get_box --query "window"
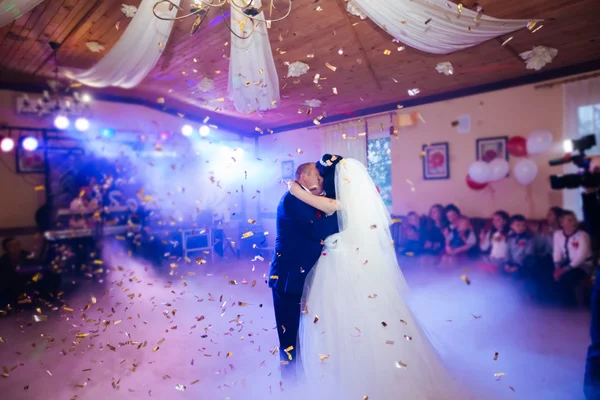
[367,134,392,208]
[577,104,600,155]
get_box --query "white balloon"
[526,129,553,154]
[488,158,509,181]
[513,159,538,186]
[468,161,492,184]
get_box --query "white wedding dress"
[297,158,465,399]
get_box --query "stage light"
[199,125,210,137]
[181,124,193,137]
[101,128,115,138]
[81,93,92,103]
[75,117,90,132]
[54,115,70,130]
[563,139,573,153]
[22,137,38,151]
[0,137,15,152]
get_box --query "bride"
[287,157,465,399]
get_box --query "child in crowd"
[553,210,594,306]
[400,211,422,256]
[441,216,477,267]
[505,214,553,297]
[421,204,447,258]
[479,210,510,268]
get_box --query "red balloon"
[466,174,488,190]
[507,136,527,157]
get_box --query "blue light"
[101,128,115,138]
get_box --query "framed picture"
[281,160,294,180]
[422,142,449,180]
[476,136,508,162]
[16,138,45,174]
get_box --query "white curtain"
[351,0,533,54]
[64,0,179,88]
[228,0,279,113]
[321,120,367,165]
[0,0,44,27]
[562,75,600,217]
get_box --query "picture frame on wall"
[16,138,45,174]
[281,160,294,180]
[476,136,508,162]
[422,142,450,180]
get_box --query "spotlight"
[101,128,115,138]
[199,125,210,137]
[81,93,92,103]
[0,137,15,152]
[22,137,39,151]
[75,117,90,132]
[54,115,70,130]
[181,124,193,137]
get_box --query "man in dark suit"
[269,160,340,381]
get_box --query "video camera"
[549,134,600,190]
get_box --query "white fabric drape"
[321,121,367,165]
[64,0,179,88]
[562,76,600,217]
[351,0,533,54]
[228,0,279,113]
[0,0,44,27]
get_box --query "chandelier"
[153,0,292,38]
[17,42,91,117]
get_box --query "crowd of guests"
[397,204,596,307]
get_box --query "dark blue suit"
[269,190,339,380]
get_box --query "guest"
[399,211,422,256]
[553,210,594,306]
[542,206,564,250]
[505,215,552,297]
[479,210,510,268]
[421,204,447,257]
[444,204,462,234]
[441,216,477,267]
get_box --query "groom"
[269,155,341,381]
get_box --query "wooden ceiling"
[1,0,599,134]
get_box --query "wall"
[256,83,565,235]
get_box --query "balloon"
[507,136,527,157]
[513,159,538,186]
[468,161,492,184]
[526,129,553,154]
[466,174,488,190]
[488,158,509,181]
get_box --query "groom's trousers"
[272,289,302,381]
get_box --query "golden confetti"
[383,49,391,55]
[532,24,543,33]
[226,352,233,358]
[190,379,199,385]
[461,275,471,285]
[76,333,89,338]
[158,42,163,47]
[424,18,432,25]
[296,148,303,155]
[501,36,513,46]
[527,20,537,31]
[313,315,319,324]
[370,224,377,229]
[0,337,6,343]
[228,280,238,285]
[381,321,387,327]
[333,87,338,95]
[509,386,515,392]
[325,62,337,72]
[32,272,41,282]
[242,231,254,239]
[404,335,412,341]
[33,315,47,322]
[313,119,321,126]
[315,6,322,11]
[255,127,263,134]
[457,3,463,13]
[364,397,369,400]
[395,360,408,368]
[493,352,499,361]
[34,185,45,191]
[115,21,120,30]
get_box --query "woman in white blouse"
[479,210,511,268]
[553,210,594,306]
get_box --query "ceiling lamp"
[0,137,15,152]
[199,125,210,137]
[22,137,39,152]
[181,124,194,137]
[153,0,291,38]
[75,117,90,132]
[54,115,70,130]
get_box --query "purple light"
[0,137,15,152]
[54,115,70,130]
[22,137,38,151]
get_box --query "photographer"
[584,156,600,400]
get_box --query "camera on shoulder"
[549,134,600,190]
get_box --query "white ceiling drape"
[0,0,44,27]
[228,0,280,113]
[64,0,179,88]
[351,0,535,54]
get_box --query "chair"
[181,228,213,262]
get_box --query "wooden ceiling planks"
[0,0,598,133]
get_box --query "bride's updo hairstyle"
[316,154,343,199]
